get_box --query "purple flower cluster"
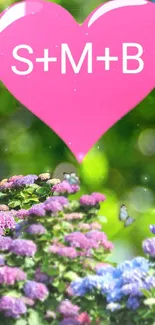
[0,236,12,251]
[58,300,80,318]
[150,225,155,235]
[143,238,155,257]
[80,193,106,207]
[51,181,80,195]
[64,231,114,252]
[35,267,52,283]
[26,224,46,235]
[13,175,38,187]
[10,239,37,256]
[49,244,78,259]
[15,209,29,219]
[0,181,14,191]
[28,197,69,217]
[0,296,27,318]
[0,211,15,232]
[28,203,45,217]
[65,232,98,250]
[0,255,5,266]
[0,266,26,285]
[8,175,23,183]
[23,280,49,301]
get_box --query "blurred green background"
[0,0,155,262]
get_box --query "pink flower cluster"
[49,243,78,259]
[51,181,80,195]
[0,211,15,234]
[58,300,91,325]
[0,266,26,285]
[65,231,114,252]
[80,193,106,206]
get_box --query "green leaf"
[3,290,21,297]
[58,281,66,293]
[0,192,7,199]
[46,268,59,276]
[8,200,21,208]
[141,289,152,298]
[15,320,27,325]
[64,271,78,281]
[36,187,48,195]
[24,257,35,268]
[28,310,46,325]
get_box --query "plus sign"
[97,48,118,70]
[36,49,57,71]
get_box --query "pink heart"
[0,0,155,162]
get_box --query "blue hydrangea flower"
[106,288,123,303]
[70,279,87,296]
[131,257,149,273]
[106,302,122,312]
[126,297,140,310]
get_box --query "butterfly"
[63,172,80,185]
[119,205,135,227]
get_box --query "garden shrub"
[0,173,155,325]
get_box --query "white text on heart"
[11,43,144,76]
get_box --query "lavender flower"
[143,238,155,257]
[8,175,23,182]
[10,239,37,256]
[0,296,27,318]
[51,181,79,195]
[121,282,143,296]
[15,209,29,219]
[0,255,5,266]
[58,300,80,318]
[24,280,49,301]
[0,266,26,285]
[0,236,12,251]
[85,230,107,242]
[28,203,45,217]
[49,245,78,259]
[126,297,140,310]
[44,198,63,214]
[35,268,52,283]
[0,182,14,191]
[26,224,46,235]
[49,196,69,207]
[65,232,98,250]
[14,221,28,238]
[14,175,38,187]
[145,276,155,289]
[150,225,155,235]
[0,229,4,236]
